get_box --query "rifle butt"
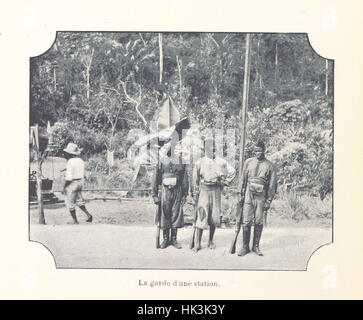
[230,200,243,254]
[189,226,196,249]
[154,198,162,249]
[189,195,199,250]
[155,225,160,249]
[229,227,240,254]
[263,211,268,227]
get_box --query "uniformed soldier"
[237,140,277,256]
[151,145,189,249]
[192,137,236,252]
[63,142,93,224]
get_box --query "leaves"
[30,32,333,198]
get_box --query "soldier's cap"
[255,140,266,151]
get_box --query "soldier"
[152,143,189,249]
[63,142,93,224]
[192,137,236,252]
[237,140,277,256]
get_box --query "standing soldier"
[192,137,236,252]
[237,140,277,256]
[152,144,189,249]
[63,142,93,224]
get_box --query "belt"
[200,183,219,191]
[248,177,265,185]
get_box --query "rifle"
[229,202,243,254]
[229,191,245,254]
[189,192,199,249]
[154,191,162,249]
[263,209,268,227]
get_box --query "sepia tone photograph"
[29,32,333,271]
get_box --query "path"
[30,224,331,270]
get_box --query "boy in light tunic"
[192,137,236,252]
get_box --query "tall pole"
[238,33,251,188]
[34,124,46,224]
[158,32,170,126]
[325,59,329,96]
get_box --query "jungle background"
[29,32,333,227]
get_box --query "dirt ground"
[29,200,332,270]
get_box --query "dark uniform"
[152,160,189,248]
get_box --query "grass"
[222,189,332,228]
[268,191,332,228]
[30,190,332,229]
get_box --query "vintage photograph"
[29,32,333,270]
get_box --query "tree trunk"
[218,52,223,108]
[53,67,57,92]
[207,34,222,108]
[176,55,183,100]
[258,36,263,88]
[107,150,114,168]
[255,35,261,88]
[84,48,94,100]
[238,33,251,187]
[159,33,163,84]
[274,42,278,82]
[86,66,90,100]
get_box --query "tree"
[30,32,333,199]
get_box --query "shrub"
[86,154,109,175]
[83,155,147,190]
[245,97,332,199]
[51,122,108,158]
[285,190,308,220]
[270,189,332,224]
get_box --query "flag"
[154,95,180,129]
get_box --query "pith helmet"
[63,142,82,155]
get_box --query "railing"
[52,188,152,192]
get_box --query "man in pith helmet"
[63,142,93,224]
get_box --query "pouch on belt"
[248,182,264,195]
[162,177,177,189]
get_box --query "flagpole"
[238,33,251,188]
[158,33,170,127]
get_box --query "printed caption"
[138,279,221,288]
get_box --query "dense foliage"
[30,32,333,200]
